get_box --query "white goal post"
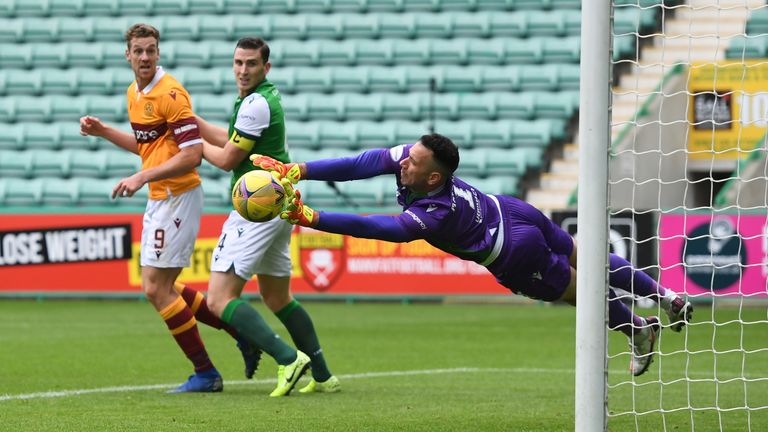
[577,0,768,431]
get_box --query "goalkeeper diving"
[255,133,693,376]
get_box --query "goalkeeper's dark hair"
[236,37,270,63]
[419,133,459,175]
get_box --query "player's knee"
[205,291,230,317]
[260,290,292,313]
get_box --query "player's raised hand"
[250,154,302,184]
[280,189,316,227]
[79,115,106,137]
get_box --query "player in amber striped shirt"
[79,24,258,393]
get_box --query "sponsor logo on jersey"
[405,210,427,230]
[131,122,168,143]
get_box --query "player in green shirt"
[196,37,339,396]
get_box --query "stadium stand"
[0,0,664,208]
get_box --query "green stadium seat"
[380,93,422,120]
[92,17,135,42]
[484,148,528,176]
[472,38,520,64]
[725,36,766,59]
[357,121,396,148]
[379,13,418,39]
[614,7,657,35]
[0,150,32,178]
[464,175,518,195]
[163,15,200,41]
[0,99,15,122]
[32,150,71,177]
[189,0,226,14]
[484,93,535,119]
[302,180,339,206]
[11,0,49,17]
[15,97,53,123]
[368,66,408,92]
[2,178,43,206]
[202,177,231,207]
[81,0,121,16]
[334,176,390,206]
[232,15,273,40]
[66,42,104,68]
[74,68,114,95]
[0,18,24,43]
[747,9,768,35]
[199,15,236,40]
[175,68,224,95]
[319,122,360,148]
[542,37,580,63]
[353,40,394,65]
[532,90,578,119]
[450,13,492,38]
[442,66,486,92]
[48,96,84,122]
[339,13,380,39]
[41,69,80,95]
[330,67,370,93]
[77,178,115,206]
[0,124,25,150]
[24,122,63,150]
[287,121,321,149]
[478,66,521,91]
[198,159,226,179]
[106,176,149,207]
[455,149,485,177]
[58,17,95,42]
[41,177,80,205]
[613,34,637,61]
[155,0,192,15]
[192,94,233,122]
[60,122,99,150]
[394,121,430,144]
[87,95,127,122]
[0,44,32,68]
[70,149,108,178]
[517,146,544,169]
[106,150,142,177]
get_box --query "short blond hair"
[124,23,160,49]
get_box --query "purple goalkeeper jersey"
[305,145,574,300]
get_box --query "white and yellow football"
[232,170,287,222]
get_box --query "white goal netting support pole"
[575,0,613,431]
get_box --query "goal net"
[600,0,768,430]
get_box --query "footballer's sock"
[174,282,239,339]
[221,299,296,365]
[608,289,645,337]
[159,296,215,373]
[276,300,332,382]
[609,254,671,302]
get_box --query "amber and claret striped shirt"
[126,67,202,200]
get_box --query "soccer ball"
[232,170,287,222]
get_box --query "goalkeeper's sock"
[609,254,672,302]
[159,296,215,372]
[608,288,645,337]
[174,282,239,339]
[276,300,332,382]
[221,299,296,365]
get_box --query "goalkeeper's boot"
[236,339,262,379]
[661,295,693,333]
[167,368,223,393]
[270,351,311,397]
[629,316,660,377]
[299,375,341,394]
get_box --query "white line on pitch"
[0,367,566,402]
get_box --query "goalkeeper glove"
[280,189,316,227]
[250,154,301,184]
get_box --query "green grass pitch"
[0,300,765,431]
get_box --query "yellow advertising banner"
[688,60,768,159]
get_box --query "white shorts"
[210,210,293,280]
[140,186,203,268]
